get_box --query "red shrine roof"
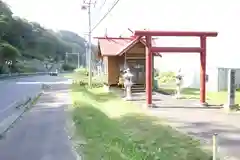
[95,36,162,57]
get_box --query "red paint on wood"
[134,30,218,37]
[151,47,203,53]
[200,36,207,104]
[134,30,218,106]
[145,36,152,107]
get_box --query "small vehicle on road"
[49,69,58,76]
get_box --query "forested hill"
[0,0,88,73]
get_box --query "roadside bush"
[92,82,104,88]
[78,80,87,86]
[75,79,103,88]
[157,71,176,84]
[0,43,21,61]
[154,68,159,77]
[74,67,89,76]
[10,63,38,73]
[62,63,75,71]
[71,70,106,88]
[0,65,7,74]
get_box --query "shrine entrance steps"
[114,84,145,93]
[132,84,145,93]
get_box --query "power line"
[90,0,106,25]
[91,0,121,32]
[98,0,107,11]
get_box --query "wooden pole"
[145,36,152,107]
[200,36,207,105]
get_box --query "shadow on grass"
[155,88,214,101]
[71,103,212,160]
[155,88,200,96]
[151,105,223,110]
[182,88,200,96]
[155,88,175,95]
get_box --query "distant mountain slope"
[0,0,90,73]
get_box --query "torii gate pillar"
[145,36,153,107]
[134,30,218,107]
[200,36,207,105]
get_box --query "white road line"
[0,101,18,114]
[0,97,30,114]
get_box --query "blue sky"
[3,0,240,68]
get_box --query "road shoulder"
[0,83,79,160]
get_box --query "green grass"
[70,83,211,160]
[156,86,240,105]
[64,72,86,80]
[156,71,176,84]
[64,71,108,87]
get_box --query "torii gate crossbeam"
[134,30,218,107]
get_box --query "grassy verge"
[70,83,211,160]
[156,85,240,105]
[64,70,107,85]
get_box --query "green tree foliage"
[0,1,12,40]
[0,43,20,63]
[157,71,176,84]
[0,0,91,72]
[0,1,12,15]
[62,63,75,71]
[0,43,20,73]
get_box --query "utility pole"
[65,52,68,64]
[84,41,88,69]
[77,52,80,68]
[82,0,95,87]
[88,2,92,87]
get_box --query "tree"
[0,0,91,72]
[0,0,12,39]
[0,1,12,16]
[0,43,21,64]
[0,43,20,73]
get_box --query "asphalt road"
[0,75,69,119]
[0,75,64,108]
[0,78,78,160]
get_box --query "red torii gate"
[134,30,218,107]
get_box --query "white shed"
[180,67,240,92]
[215,68,240,91]
[154,55,240,92]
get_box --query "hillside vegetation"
[0,0,89,73]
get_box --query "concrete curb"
[0,92,43,137]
